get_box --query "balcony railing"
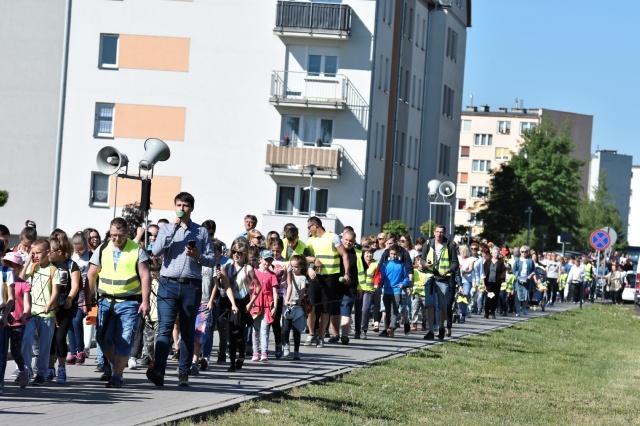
[265,140,340,178]
[270,70,369,130]
[274,1,351,38]
[261,212,342,236]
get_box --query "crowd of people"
[0,193,634,394]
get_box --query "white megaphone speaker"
[427,179,441,198]
[96,146,129,175]
[439,181,456,198]
[139,138,170,171]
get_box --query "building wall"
[628,165,640,246]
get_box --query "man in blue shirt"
[147,192,215,387]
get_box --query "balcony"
[274,1,351,39]
[270,70,369,130]
[265,140,340,179]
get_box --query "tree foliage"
[0,190,8,207]
[383,220,409,236]
[419,220,437,238]
[577,170,626,251]
[121,202,145,239]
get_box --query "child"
[282,254,308,359]
[1,252,32,393]
[269,240,286,358]
[410,254,427,332]
[12,226,38,264]
[20,238,60,385]
[68,231,92,365]
[379,245,409,338]
[558,269,567,303]
[141,257,161,368]
[191,249,218,375]
[358,246,378,340]
[499,263,515,316]
[475,279,486,316]
[251,250,278,362]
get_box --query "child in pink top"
[250,250,278,362]
[269,239,287,358]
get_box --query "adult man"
[421,225,459,340]
[147,192,215,387]
[87,217,151,388]
[235,214,258,239]
[338,230,365,344]
[305,216,350,347]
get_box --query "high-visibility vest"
[354,248,366,287]
[585,263,593,281]
[558,274,568,290]
[425,243,451,278]
[504,274,515,292]
[412,268,426,296]
[308,232,340,275]
[359,260,378,292]
[98,239,142,298]
[283,238,308,261]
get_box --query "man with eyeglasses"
[87,217,151,388]
[146,192,215,387]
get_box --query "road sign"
[590,229,612,251]
[600,226,617,247]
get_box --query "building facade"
[2,0,471,245]
[455,105,593,238]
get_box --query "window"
[94,103,114,137]
[442,85,454,119]
[471,186,489,199]
[404,69,409,101]
[90,172,109,206]
[495,147,510,160]
[469,212,484,226]
[459,146,470,158]
[300,188,328,215]
[473,134,492,146]
[282,116,333,146]
[99,34,119,69]
[384,58,390,92]
[497,121,511,134]
[411,75,416,107]
[277,186,295,214]
[275,185,329,216]
[308,55,337,77]
[417,79,423,109]
[378,54,383,89]
[472,160,491,172]
[446,28,458,61]
[457,199,467,210]
[461,120,471,132]
[458,172,468,184]
[520,122,536,134]
[380,124,386,158]
[438,143,451,175]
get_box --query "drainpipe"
[51,0,72,231]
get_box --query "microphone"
[169,211,185,243]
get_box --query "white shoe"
[127,357,138,370]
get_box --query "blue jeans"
[153,278,202,374]
[96,299,140,357]
[22,316,55,376]
[67,307,85,354]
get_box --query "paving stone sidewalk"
[1,303,579,425]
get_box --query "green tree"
[419,220,437,238]
[0,190,8,207]
[121,202,145,239]
[383,220,408,236]
[577,170,626,251]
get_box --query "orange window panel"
[119,35,190,72]
[113,104,186,141]
[108,175,182,211]
[458,172,468,184]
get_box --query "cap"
[260,249,274,260]
[2,251,23,268]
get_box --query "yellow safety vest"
[283,238,308,261]
[425,243,451,278]
[98,239,142,298]
[359,260,378,292]
[412,268,426,296]
[585,263,593,281]
[307,232,341,275]
[354,248,365,288]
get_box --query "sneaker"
[100,362,112,382]
[293,351,301,360]
[275,346,283,359]
[421,325,427,332]
[146,368,165,387]
[43,368,55,382]
[361,331,367,340]
[75,351,86,366]
[251,353,260,362]
[316,338,325,348]
[328,335,340,343]
[106,375,123,388]
[18,368,30,388]
[372,323,379,333]
[33,375,45,386]
[65,353,76,365]
[178,371,189,387]
[216,356,227,365]
[127,357,138,370]
[387,328,394,338]
[378,330,388,337]
[190,362,200,376]
[404,323,411,335]
[324,330,330,338]
[304,335,317,346]
[410,325,418,331]
[438,328,445,340]
[56,367,67,384]
[341,335,350,345]
[354,331,361,340]
[516,313,520,317]
[260,352,268,362]
[424,331,434,340]
[94,363,105,373]
[283,344,291,357]
[235,359,244,370]
[198,358,209,371]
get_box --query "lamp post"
[427,179,456,239]
[525,206,533,247]
[303,164,318,217]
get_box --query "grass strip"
[194,305,640,426]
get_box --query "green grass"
[194,305,640,425]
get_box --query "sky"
[462,0,640,164]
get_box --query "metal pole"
[525,206,532,247]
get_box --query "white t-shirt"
[1,265,15,307]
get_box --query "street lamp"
[427,179,456,239]
[303,164,318,217]
[525,206,533,246]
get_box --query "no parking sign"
[589,229,612,251]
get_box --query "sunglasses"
[250,258,259,262]
[399,239,406,243]
[231,250,245,256]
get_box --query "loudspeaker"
[140,179,152,212]
[439,181,456,198]
[427,179,441,198]
[96,146,129,175]
[139,138,170,171]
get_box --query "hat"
[260,249,274,260]
[2,251,23,268]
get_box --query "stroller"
[528,266,548,312]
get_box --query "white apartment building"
[1,0,471,245]
[455,105,593,237]
[629,165,640,247]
